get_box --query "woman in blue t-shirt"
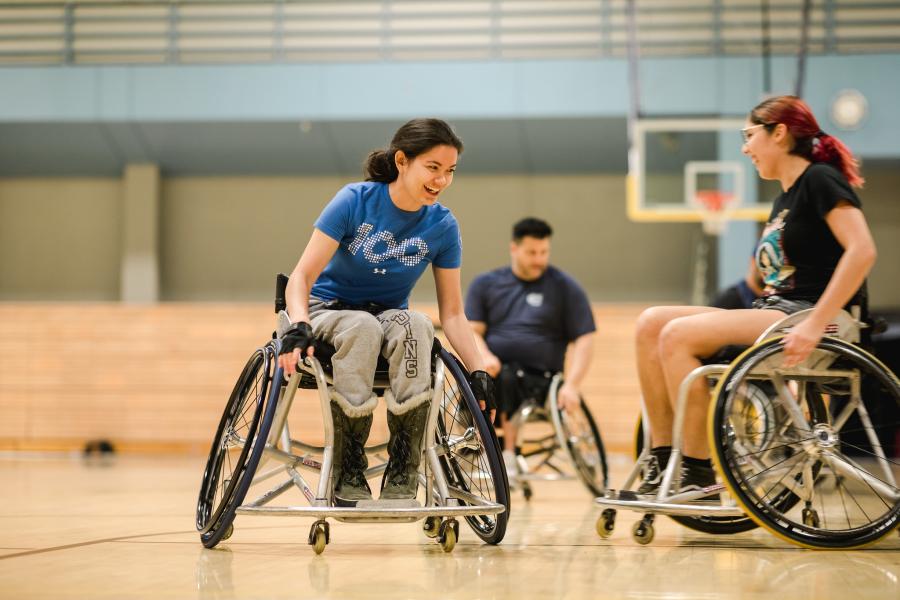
[634,96,877,498]
[276,118,495,506]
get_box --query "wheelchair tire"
[434,347,510,545]
[633,415,759,535]
[710,337,900,549]
[552,387,609,496]
[196,342,280,548]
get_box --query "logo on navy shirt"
[526,293,544,307]
[348,224,429,267]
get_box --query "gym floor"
[2,454,898,599]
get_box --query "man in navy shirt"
[465,218,596,480]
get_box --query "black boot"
[381,403,430,500]
[330,403,373,507]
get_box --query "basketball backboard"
[626,118,773,224]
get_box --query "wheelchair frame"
[509,374,609,499]
[196,296,508,554]
[595,308,900,547]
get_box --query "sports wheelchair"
[504,370,609,499]
[195,275,510,554]
[596,308,900,549]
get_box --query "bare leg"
[658,309,786,458]
[635,306,720,448]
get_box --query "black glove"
[279,322,314,358]
[469,370,497,415]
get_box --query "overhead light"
[830,89,867,131]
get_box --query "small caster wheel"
[596,508,616,538]
[802,507,820,528]
[423,516,442,539]
[523,483,533,501]
[309,521,329,555]
[438,518,459,553]
[220,523,234,541]
[632,519,655,545]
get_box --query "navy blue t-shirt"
[464,266,596,373]
[311,181,462,309]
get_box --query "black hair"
[363,118,464,183]
[512,217,553,241]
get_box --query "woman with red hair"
[634,95,877,496]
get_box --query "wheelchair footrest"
[236,501,505,522]
[594,495,744,517]
[355,499,420,509]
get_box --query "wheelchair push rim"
[196,343,280,546]
[553,391,610,496]
[710,337,900,549]
[435,348,510,544]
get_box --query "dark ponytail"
[749,95,864,188]
[364,118,464,183]
[363,150,398,183]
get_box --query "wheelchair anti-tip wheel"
[711,337,900,549]
[434,348,510,545]
[196,342,280,548]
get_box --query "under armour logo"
[348,223,429,267]
[373,268,387,275]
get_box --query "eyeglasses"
[740,123,772,143]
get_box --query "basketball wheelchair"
[596,307,900,549]
[195,275,510,554]
[502,369,609,499]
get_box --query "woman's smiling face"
[393,144,458,209]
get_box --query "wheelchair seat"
[295,340,392,390]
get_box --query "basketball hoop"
[694,190,735,236]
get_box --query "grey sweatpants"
[308,299,434,418]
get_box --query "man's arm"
[558,333,594,412]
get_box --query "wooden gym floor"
[1,453,898,600]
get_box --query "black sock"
[650,446,672,468]
[682,456,712,468]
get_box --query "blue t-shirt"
[311,181,462,309]
[464,266,596,373]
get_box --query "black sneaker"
[678,461,720,502]
[636,450,668,497]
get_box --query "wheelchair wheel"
[634,415,759,535]
[551,386,609,495]
[711,337,900,548]
[196,342,280,548]
[434,347,510,545]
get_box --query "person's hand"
[781,318,826,368]
[278,322,315,375]
[557,382,581,414]
[469,370,497,423]
[483,353,502,378]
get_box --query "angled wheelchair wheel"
[552,387,609,496]
[196,342,280,548]
[711,337,900,548]
[434,347,510,545]
[634,415,759,535]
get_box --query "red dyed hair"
[750,95,864,188]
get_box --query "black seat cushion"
[700,344,749,366]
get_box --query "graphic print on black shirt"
[756,208,795,295]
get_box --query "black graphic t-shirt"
[464,266,596,373]
[755,163,862,304]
